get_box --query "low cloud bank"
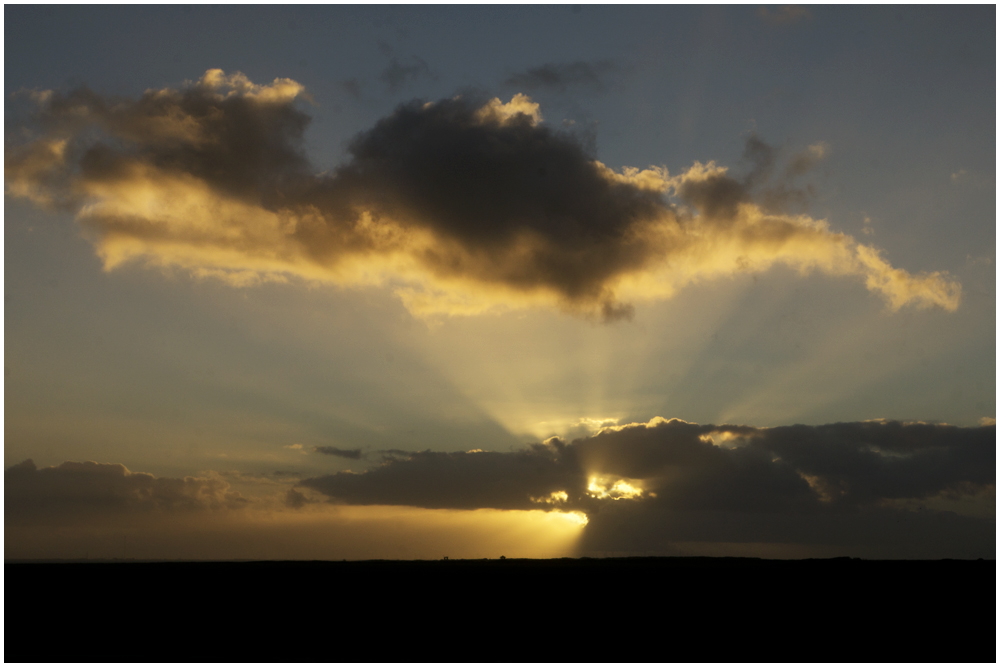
[5,417,993,557]
[6,69,960,320]
[5,459,247,523]
[300,418,994,513]
[299,418,994,557]
[3,460,583,560]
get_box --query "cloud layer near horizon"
[6,418,993,558]
[299,418,994,513]
[298,417,995,556]
[6,69,961,320]
[5,459,249,523]
[4,459,585,560]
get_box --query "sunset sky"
[5,5,994,560]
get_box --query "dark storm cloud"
[299,418,995,555]
[4,69,962,317]
[503,60,619,93]
[5,459,248,524]
[315,446,364,460]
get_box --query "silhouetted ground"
[6,557,993,662]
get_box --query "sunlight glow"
[530,490,569,505]
[587,476,645,500]
[6,504,587,561]
[698,431,744,448]
[558,511,590,526]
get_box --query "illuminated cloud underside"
[6,69,960,320]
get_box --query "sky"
[4,5,995,560]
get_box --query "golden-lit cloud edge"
[5,70,960,321]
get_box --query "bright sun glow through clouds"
[3,6,994,565]
[587,477,647,500]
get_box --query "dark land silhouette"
[6,556,993,663]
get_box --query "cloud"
[315,446,364,460]
[301,445,583,511]
[299,417,995,556]
[5,69,961,321]
[303,418,993,513]
[949,168,991,188]
[379,56,432,93]
[7,418,994,558]
[339,78,363,100]
[3,460,585,561]
[503,60,619,93]
[285,487,313,508]
[785,141,829,178]
[5,459,248,524]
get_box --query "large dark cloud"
[306,95,666,308]
[4,70,961,317]
[299,418,995,556]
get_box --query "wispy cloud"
[315,446,364,460]
[339,78,363,100]
[503,60,620,94]
[380,56,432,93]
